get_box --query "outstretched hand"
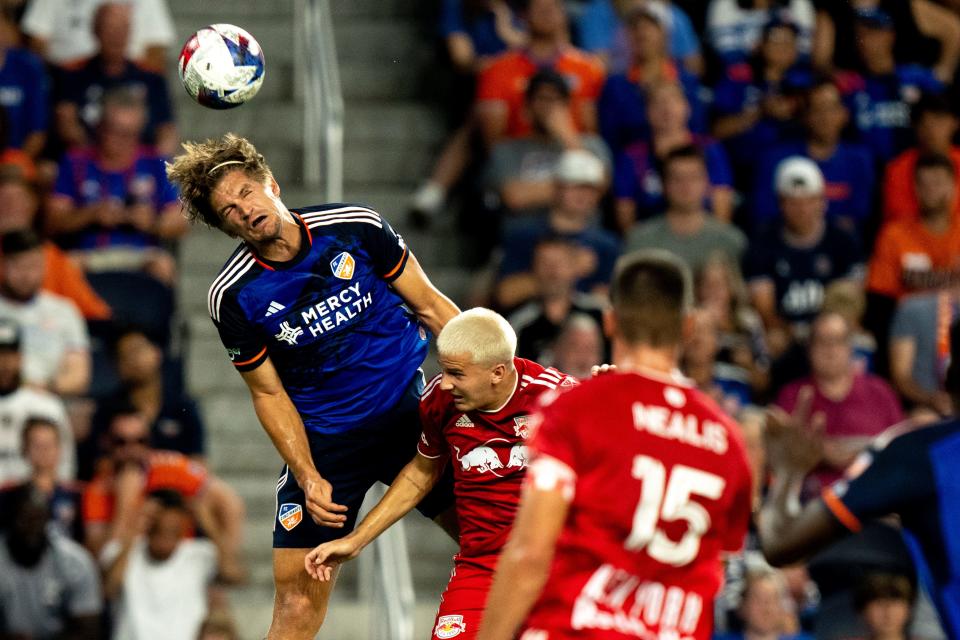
[304,536,362,582]
[765,386,825,476]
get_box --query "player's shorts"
[431,557,495,639]
[273,370,455,548]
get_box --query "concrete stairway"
[166,1,467,637]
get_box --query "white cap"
[775,156,825,197]
[554,150,605,186]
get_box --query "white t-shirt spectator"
[0,532,103,638]
[0,291,89,389]
[706,0,815,61]
[102,537,218,640]
[21,0,175,65]
[0,386,73,483]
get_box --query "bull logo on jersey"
[434,615,466,638]
[275,321,303,345]
[459,446,503,473]
[513,416,530,439]
[330,252,355,280]
[456,441,529,475]
[278,503,302,531]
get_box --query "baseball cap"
[625,1,671,33]
[554,150,605,186]
[0,319,21,351]
[763,11,800,37]
[775,156,825,197]
[854,7,894,30]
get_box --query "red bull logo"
[278,503,303,531]
[434,615,466,638]
[330,252,355,280]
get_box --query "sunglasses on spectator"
[112,435,149,446]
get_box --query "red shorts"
[431,559,494,639]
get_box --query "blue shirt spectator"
[439,0,521,59]
[706,0,815,67]
[0,48,48,153]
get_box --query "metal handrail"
[298,0,344,200]
[295,4,414,637]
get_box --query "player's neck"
[613,341,679,378]
[254,213,302,261]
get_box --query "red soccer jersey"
[522,369,753,640]
[418,358,576,565]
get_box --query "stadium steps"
[168,0,472,636]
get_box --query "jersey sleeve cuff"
[232,346,268,371]
[417,443,445,459]
[382,246,409,282]
[527,454,577,502]
[822,487,863,533]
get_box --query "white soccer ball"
[178,24,265,110]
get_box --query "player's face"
[210,169,285,243]
[438,352,506,412]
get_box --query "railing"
[295,3,415,637]
[296,0,344,200]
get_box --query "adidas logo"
[265,301,286,317]
[455,415,475,428]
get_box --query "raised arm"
[391,252,460,336]
[305,453,445,580]
[240,360,347,527]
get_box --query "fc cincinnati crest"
[278,503,303,531]
[330,252,355,280]
[514,416,530,439]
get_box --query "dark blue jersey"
[824,420,960,637]
[208,204,429,434]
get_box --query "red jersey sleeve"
[528,387,582,477]
[417,375,449,460]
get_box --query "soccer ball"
[178,24,265,110]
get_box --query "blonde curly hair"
[165,133,272,229]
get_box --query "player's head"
[166,134,283,240]
[436,308,518,412]
[21,417,61,476]
[607,249,692,352]
[145,489,191,562]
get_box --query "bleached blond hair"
[437,308,517,366]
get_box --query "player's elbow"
[501,539,553,575]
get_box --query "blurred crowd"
[419,0,960,638]
[0,1,246,639]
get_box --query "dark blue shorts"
[273,371,455,548]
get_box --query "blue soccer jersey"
[208,204,429,434]
[824,420,960,636]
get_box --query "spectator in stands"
[483,69,611,218]
[813,1,960,84]
[821,279,876,373]
[854,573,914,640]
[95,327,205,459]
[682,307,753,416]
[475,0,605,147]
[712,15,812,183]
[0,169,111,320]
[883,93,960,222]
[1,418,84,541]
[494,149,619,309]
[868,153,960,303]
[0,11,47,159]
[706,0,816,67]
[440,0,526,75]
[752,79,875,235]
[614,81,732,229]
[0,486,102,639]
[507,236,606,362]
[696,251,770,396]
[597,5,704,154]
[575,0,704,76]
[624,145,745,271]
[745,157,864,359]
[889,288,959,417]
[836,8,943,167]
[82,405,245,573]
[47,88,185,286]
[0,319,74,485]
[21,0,176,71]
[0,230,91,396]
[715,566,811,640]
[103,489,243,640]
[775,311,904,498]
[547,312,604,379]
[55,2,177,155]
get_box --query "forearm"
[758,469,806,563]
[713,112,759,139]
[494,273,539,309]
[46,202,97,235]
[251,391,318,483]
[102,539,136,599]
[351,457,442,549]
[501,180,555,211]
[22,132,45,158]
[414,288,459,337]
[153,206,189,239]
[52,352,90,396]
[478,545,553,640]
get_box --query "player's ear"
[602,308,616,340]
[491,362,506,383]
[268,173,280,196]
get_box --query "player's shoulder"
[518,358,577,396]
[207,242,258,322]
[294,202,384,231]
